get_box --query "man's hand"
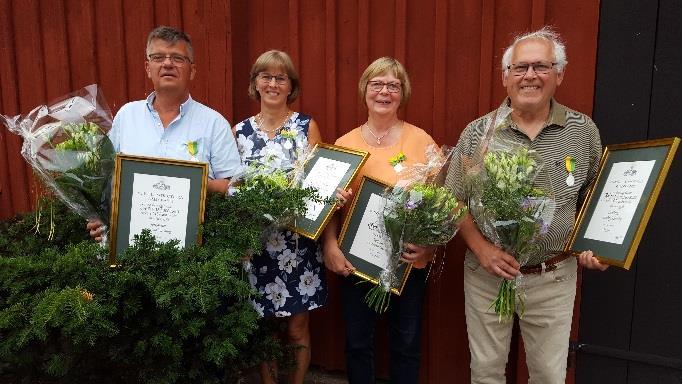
[86,219,105,243]
[474,241,520,280]
[322,241,355,277]
[401,243,437,269]
[578,250,609,271]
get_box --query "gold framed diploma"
[568,137,680,269]
[293,143,369,240]
[109,154,208,265]
[338,176,412,295]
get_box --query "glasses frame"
[507,61,558,76]
[367,81,402,94]
[258,73,290,85]
[147,53,193,66]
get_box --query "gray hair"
[145,26,194,62]
[501,26,567,73]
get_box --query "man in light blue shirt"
[88,26,240,240]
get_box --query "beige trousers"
[463,254,577,384]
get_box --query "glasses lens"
[533,63,551,74]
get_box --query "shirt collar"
[498,97,567,131]
[145,92,194,117]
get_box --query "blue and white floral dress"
[234,112,327,317]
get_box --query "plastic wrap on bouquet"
[365,144,468,313]
[462,104,556,322]
[1,84,115,243]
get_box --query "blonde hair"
[358,57,411,107]
[248,50,300,104]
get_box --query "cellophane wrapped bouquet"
[463,105,556,322]
[1,84,115,242]
[366,144,468,313]
[222,150,328,253]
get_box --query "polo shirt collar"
[498,97,567,132]
[145,92,194,117]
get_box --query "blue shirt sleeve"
[209,117,242,179]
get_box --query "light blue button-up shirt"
[109,93,241,179]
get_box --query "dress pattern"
[234,112,327,317]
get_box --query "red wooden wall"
[0,1,600,382]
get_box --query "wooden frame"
[109,154,208,265]
[293,143,369,240]
[568,137,680,269]
[338,176,412,295]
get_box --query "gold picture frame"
[109,154,208,266]
[292,143,369,240]
[567,137,679,269]
[338,176,412,295]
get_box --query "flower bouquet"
[466,136,555,322]
[1,84,115,241]
[365,145,468,313]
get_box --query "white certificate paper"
[302,157,351,221]
[584,160,656,244]
[128,173,191,246]
[349,193,391,270]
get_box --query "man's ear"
[190,63,196,81]
[145,61,151,78]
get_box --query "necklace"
[255,110,291,133]
[364,121,397,145]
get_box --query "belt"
[520,252,573,275]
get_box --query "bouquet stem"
[364,283,391,313]
[489,278,525,323]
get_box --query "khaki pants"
[463,254,577,384]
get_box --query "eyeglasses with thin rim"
[367,81,401,93]
[258,73,289,85]
[147,53,192,66]
[507,61,558,76]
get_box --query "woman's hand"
[322,240,355,276]
[578,250,609,271]
[401,243,437,269]
[334,188,353,210]
[86,219,105,243]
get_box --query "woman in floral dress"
[233,50,326,384]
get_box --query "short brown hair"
[146,26,194,62]
[358,57,411,107]
[248,50,300,104]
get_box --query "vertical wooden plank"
[39,0,71,100]
[122,0,154,103]
[287,0,301,113]
[0,0,32,217]
[323,0,336,142]
[207,0,232,120]
[64,0,98,96]
[154,0,183,27]
[94,0,128,112]
[181,0,208,105]
[430,0,448,144]
[356,0,369,125]
[478,0,496,115]
[393,0,407,64]
[531,0,547,29]
[230,0,252,123]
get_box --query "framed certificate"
[293,143,369,240]
[338,176,412,295]
[568,137,679,269]
[109,154,208,265]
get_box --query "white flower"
[277,248,299,273]
[237,133,254,158]
[247,271,258,288]
[266,232,287,254]
[307,302,320,311]
[275,310,292,317]
[265,277,291,310]
[282,140,293,150]
[297,270,321,297]
[250,299,265,317]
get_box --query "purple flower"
[538,218,549,235]
[405,199,419,210]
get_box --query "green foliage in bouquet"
[48,122,115,221]
[204,165,326,255]
[366,184,467,313]
[0,197,288,383]
[478,147,550,322]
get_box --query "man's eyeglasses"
[258,73,289,85]
[148,53,192,66]
[367,81,401,93]
[507,61,557,76]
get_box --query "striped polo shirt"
[445,98,602,266]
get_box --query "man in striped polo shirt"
[445,27,609,384]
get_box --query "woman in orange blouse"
[323,57,436,384]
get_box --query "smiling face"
[145,38,196,96]
[255,66,292,108]
[502,39,564,115]
[365,72,402,118]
